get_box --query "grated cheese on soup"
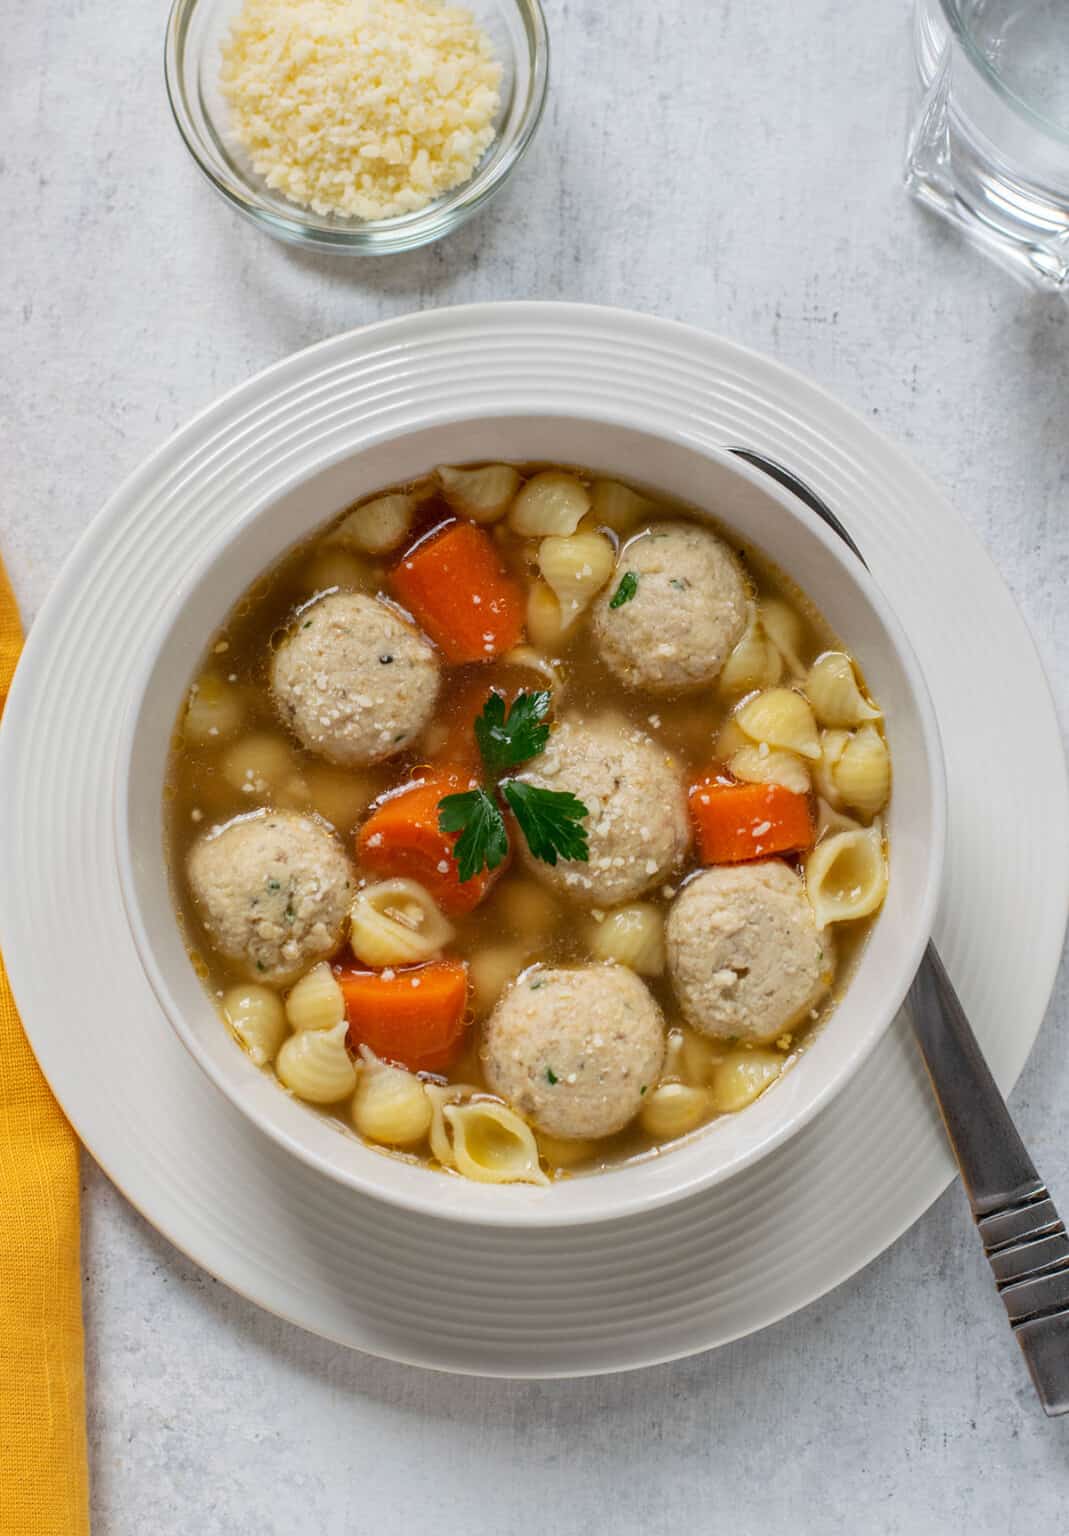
[219,0,502,221]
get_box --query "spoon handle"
[908,945,1069,1416]
[730,448,1069,1415]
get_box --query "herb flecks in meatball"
[187,811,355,983]
[271,591,439,767]
[593,522,748,692]
[484,964,666,1139]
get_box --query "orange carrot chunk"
[390,519,525,664]
[339,960,470,1075]
[357,771,506,915]
[689,777,814,864]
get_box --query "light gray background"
[5,1,1069,1531]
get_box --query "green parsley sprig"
[437,690,590,882]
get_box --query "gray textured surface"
[5,0,1069,1531]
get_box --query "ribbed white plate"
[1,304,1066,1377]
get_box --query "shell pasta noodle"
[352,1050,432,1146]
[589,903,665,975]
[165,458,893,1184]
[436,464,522,523]
[285,961,345,1032]
[333,492,415,556]
[806,651,881,728]
[508,471,590,537]
[349,878,455,967]
[718,606,783,698]
[537,530,615,628]
[805,822,888,929]
[443,1101,549,1186]
[222,984,286,1065]
[276,1021,358,1103]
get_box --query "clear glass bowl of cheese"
[165,0,549,254]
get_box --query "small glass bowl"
[165,0,549,255]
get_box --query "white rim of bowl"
[115,405,948,1227]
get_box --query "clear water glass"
[906,0,1069,289]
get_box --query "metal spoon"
[732,447,1069,1416]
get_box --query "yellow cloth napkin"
[0,558,90,1536]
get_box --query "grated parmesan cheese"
[220,0,502,221]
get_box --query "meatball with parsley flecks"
[484,964,666,1139]
[186,811,355,984]
[271,591,439,767]
[592,521,748,692]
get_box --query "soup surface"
[165,462,891,1186]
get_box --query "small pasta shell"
[221,734,297,797]
[351,1048,432,1146]
[677,1026,725,1087]
[538,531,615,627]
[183,674,243,744]
[589,903,665,976]
[716,717,750,760]
[812,729,850,807]
[661,1026,686,1080]
[806,651,881,728]
[469,943,532,1016]
[303,547,378,597]
[496,881,561,939]
[443,1101,549,1186]
[304,764,382,832]
[503,646,567,702]
[509,472,590,538]
[285,961,345,1032]
[815,797,864,841]
[804,821,888,929]
[436,464,521,523]
[222,985,287,1066]
[759,599,807,677]
[728,744,811,796]
[425,1082,475,1168]
[833,724,891,818]
[588,479,654,534]
[350,878,454,968]
[276,1021,357,1103]
[639,1082,711,1140]
[736,688,820,760]
[719,606,783,699]
[276,774,312,811]
[525,580,567,648]
[333,493,413,555]
[709,1049,784,1113]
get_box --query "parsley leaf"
[474,689,551,777]
[438,788,509,883]
[502,780,590,867]
[436,691,590,881]
[609,571,638,608]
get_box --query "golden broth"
[165,464,887,1179]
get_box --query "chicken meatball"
[592,522,748,692]
[271,591,439,767]
[666,861,831,1043]
[484,965,666,1139]
[515,716,690,906]
[187,811,355,984]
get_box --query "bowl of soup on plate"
[119,416,944,1224]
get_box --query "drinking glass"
[906,0,1069,289]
